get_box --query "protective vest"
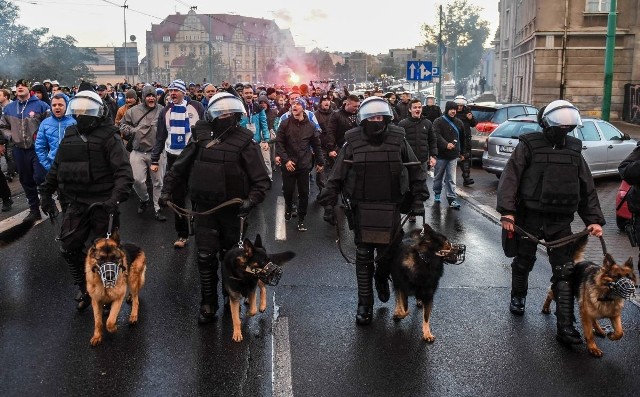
[345,127,406,203]
[518,133,583,214]
[188,126,253,205]
[56,124,117,196]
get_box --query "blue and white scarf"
[169,100,189,150]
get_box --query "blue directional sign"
[432,66,440,77]
[406,61,433,81]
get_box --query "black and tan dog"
[390,224,455,342]
[85,229,147,346]
[222,234,295,342]
[542,236,636,357]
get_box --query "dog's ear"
[269,251,296,265]
[243,238,254,257]
[603,253,616,269]
[421,223,435,236]
[624,256,634,269]
[110,228,121,245]
[254,234,263,248]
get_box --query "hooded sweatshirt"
[35,93,76,170]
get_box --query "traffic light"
[411,50,417,59]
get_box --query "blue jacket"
[35,95,76,170]
[0,95,50,149]
[239,103,269,143]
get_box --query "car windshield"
[471,109,496,122]
[491,121,541,138]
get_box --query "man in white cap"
[150,79,205,248]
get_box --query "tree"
[421,0,490,80]
[176,50,228,84]
[0,0,96,87]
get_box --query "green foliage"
[176,50,229,84]
[0,0,96,87]
[421,0,490,79]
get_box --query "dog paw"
[422,333,436,343]
[90,335,102,346]
[588,347,603,358]
[106,323,118,333]
[607,332,623,341]
[259,304,267,313]
[541,307,551,315]
[128,315,138,326]
[232,331,244,342]
[247,309,257,317]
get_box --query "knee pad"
[512,255,535,273]
[356,245,374,265]
[197,252,218,269]
[552,261,575,281]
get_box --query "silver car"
[482,116,636,178]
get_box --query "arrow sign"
[406,61,433,81]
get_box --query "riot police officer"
[39,87,133,310]
[159,92,271,324]
[318,96,428,325]
[496,100,604,344]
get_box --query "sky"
[12,0,499,59]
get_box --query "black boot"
[553,280,582,345]
[63,249,91,311]
[509,267,529,315]
[323,206,336,225]
[355,247,374,325]
[197,252,219,324]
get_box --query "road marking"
[272,293,293,397]
[0,207,52,234]
[275,196,286,241]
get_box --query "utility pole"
[123,0,128,84]
[436,4,443,106]
[601,0,617,121]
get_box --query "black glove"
[411,201,425,217]
[40,195,59,218]
[238,199,255,218]
[158,193,172,208]
[103,198,119,215]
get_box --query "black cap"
[15,79,29,88]
[97,84,107,91]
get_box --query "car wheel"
[616,216,630,231]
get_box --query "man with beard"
[319,96,427,325]
[497,100,604,345]
[38,85,133,311]
[121,85,165,221]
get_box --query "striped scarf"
[169,100,189,150]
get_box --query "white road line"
[272,292,293,397]
[0,207,54,233]
[275,196,286,241]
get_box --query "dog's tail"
[0,217,37,248]
[572,234,589,263]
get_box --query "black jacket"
[497,132,605,228]
[325,105,358,152]
[395,101,410,121]
[619,143,640,213]
[422,105,442,123]
[398,116,437,162]
[275,113,324,172]
[455,105,476,156]
[432,115,465,160]
[314,108,333,150]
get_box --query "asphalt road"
[2,168,640,396]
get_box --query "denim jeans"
[433,158,457,201]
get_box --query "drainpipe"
[559,0,569,99]
[602,0,617,121]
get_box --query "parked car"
[469,103,538,158]
[616,180,632,230]
[482,117,637,179]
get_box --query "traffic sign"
[406,61,433,81]
[432,66,440,77]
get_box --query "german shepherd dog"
[390,224,453,342]
[221,234,295,342]
[542,235,636,357]
[85,229,147,346]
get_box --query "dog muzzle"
[436,244,467,265]
[246,262,283,286]
[98,261,121,289]
[608,277,636,300]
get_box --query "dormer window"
[163,35,170,42]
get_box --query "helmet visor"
[66,96,104,117]
[545,106,582,127]
[357,99,392,123]
[207,96,246,120]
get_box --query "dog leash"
[166,198,244,218]
[500,216,591,250]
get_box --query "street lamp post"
[122,0,128,84]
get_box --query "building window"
[236,44,242,54]
[200,46,205,56]
[180,45,186,56]
[165,61,170,69]
[164,46,169,56]
[216,35,223,41]
[585,0,610,12]
[163,35,170,42]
